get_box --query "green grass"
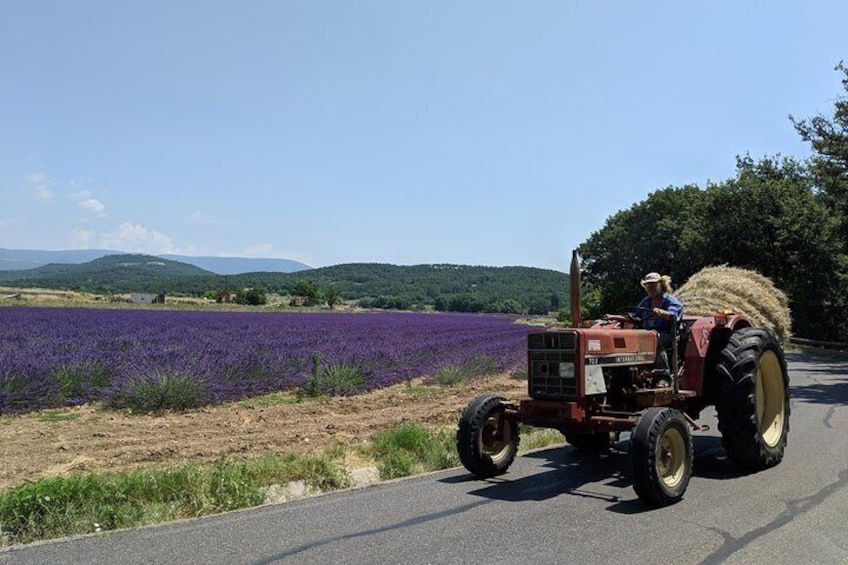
[518,427,564,452]
[400,384,441,395]
[238,391,303,408]
[367,423,564,481]
[368,423,460,480]
[0,451,349,547]
[35,410,82,424]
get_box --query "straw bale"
[676,266,791,343]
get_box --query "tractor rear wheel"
[630,407,693,507]
[457,395,519,478]
[716,328,790,469]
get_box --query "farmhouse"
[131,292,166,304]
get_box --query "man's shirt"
[635,292,683,332]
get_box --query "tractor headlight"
[559,362,575,378]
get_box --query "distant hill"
[158,254,310,275]
[0,254,215,292]
[0,248,311,274]
[0,248,119,270]
[171,263,571,314]
[0,255,570,314]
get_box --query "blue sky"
[1,1,846,271]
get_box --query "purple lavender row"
[0,307,530,413]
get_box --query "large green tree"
[788,62,848,340]
[790,62,848,233]
[578,185,706,314]
[700,156,843,339]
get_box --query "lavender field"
[0,307,530,414]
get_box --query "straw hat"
[640,272,662,286]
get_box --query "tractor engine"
[527,328,659,411]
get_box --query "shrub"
[104,371,210,412]
[303,354,364,397]
[460,354,498,378]
[51,361,113,403]
[235,287,267,306]
[431,365,466,386]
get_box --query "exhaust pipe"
[570,249,581,327]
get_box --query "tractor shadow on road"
[447,435,753,514]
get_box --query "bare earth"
[0,373,527,490]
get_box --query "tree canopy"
[579,63,848,341]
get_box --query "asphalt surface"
[2,353,846,565]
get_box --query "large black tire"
[630,407,693,507]
[715,327,790,470]
[564,431,612,452]
[457,394,519,478]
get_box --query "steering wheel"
[602,310,641,326]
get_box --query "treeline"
[0,259,569,315]
[205,263,569,314]
[578,63,848,342]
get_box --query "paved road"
[2,353,846,565]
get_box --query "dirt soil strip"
[0,374,527,491]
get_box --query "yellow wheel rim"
[658,427,686,488]
[480,413,512,464]
[756,350,786,447]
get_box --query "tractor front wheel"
[716,328,790,469]
[630,407,693,507]
[457,395,519,478]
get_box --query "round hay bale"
[676,266,791,343]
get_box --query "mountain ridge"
[0,253,569,314]
[0,248,311,275]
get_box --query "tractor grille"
[528,331,578,399]
[528,332,576,351]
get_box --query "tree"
[789,62,848,340]
[488,298,523,314]
[790,62,848,231]
[292,280,319,306]
[700,156,843,339]
[323,283,342,309]
[578,185,707,314]
[235,286,267,306]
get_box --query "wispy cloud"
[70,228,95,248]
[78,198,106,215]
[100,222,176,254]
[187,211,237,225]
[70,190,93,200]
[187,211,215,224]
[25,172,55,201]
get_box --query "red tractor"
[457,254,790,506]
